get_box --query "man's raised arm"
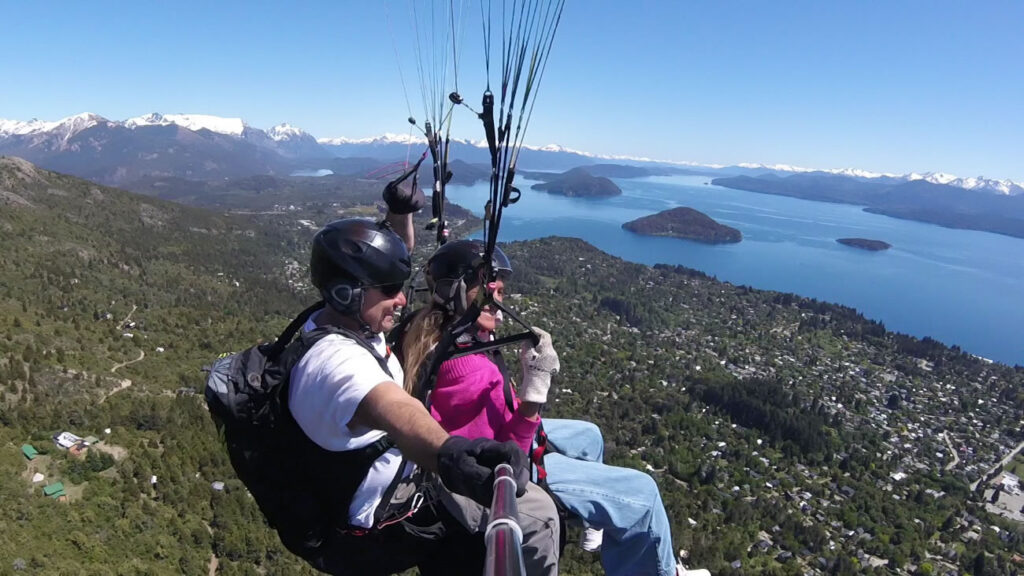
[385,211,415,252]
[382,179,425,251]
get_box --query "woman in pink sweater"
[430,349,541,454]
[395,240,682,576]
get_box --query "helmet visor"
[489,246,512,279]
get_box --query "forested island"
[530,166,621,197]
[837,237,891,251]
[623,206,742,244]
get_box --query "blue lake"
[444,175,1024,366]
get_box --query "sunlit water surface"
[444,175,1024,365]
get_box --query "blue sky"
[3,1,1022,181]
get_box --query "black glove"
[437,436,529,506]
[383,180,426,215]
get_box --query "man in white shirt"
[281,196,558,575]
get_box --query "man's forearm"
[352,382,447,470]
[385,211,415,252]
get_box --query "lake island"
[836,237,891,251]
[530,167,622,197]
[623,207,742,244]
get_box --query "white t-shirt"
[288,313,413,528]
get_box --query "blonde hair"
[401,307,449,396]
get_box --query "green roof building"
[21,444,38,460]
[42,482,66,499]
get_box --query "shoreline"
[446,179,1024,367]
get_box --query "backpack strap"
[300,324,394,380]
[387,308,422,362]
[284,324,406,533]
[264,300,399,379]
[276,301,393,380]
[263,300,327,359]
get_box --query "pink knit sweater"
[430,353,539,454]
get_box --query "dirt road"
[110,350,144,374]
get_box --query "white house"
[53,431,82,449]
[999,472,1020,493]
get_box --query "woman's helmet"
[426,239,511,315]
[310,218,411,316]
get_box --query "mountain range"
[3,112,1024,238]
[0,112,327,187]
[2,112,1021,196]
[712,172,1024,239]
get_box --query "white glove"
[518,327,560,404]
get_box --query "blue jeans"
[540,419,676,576]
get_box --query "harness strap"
[263,300,326,359]
[300,322,394,380]
[532,427,550,482]
[486,349,551,483]
[290,308,414,532]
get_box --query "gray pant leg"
[440,482,560,576]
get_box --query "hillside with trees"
[2,158,1023,575]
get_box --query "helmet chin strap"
[354,311,376,338]
[434,278,470,317]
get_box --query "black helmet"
[310,218,411,316]
[426,239,511,314]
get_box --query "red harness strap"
[532,427,549,481]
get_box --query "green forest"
[2,156,1023,575]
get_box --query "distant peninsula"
[711,173,1024,240]
[837,238,891,251]
[530,167,621,197]
[623,207,742,244]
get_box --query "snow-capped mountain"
[0,112,327,185]
[316,133,597,171]
[124,112,247,136]
[1,113,104,137]
[317,133,592,157]
[268,123,307,141]
[1,111,321,148]
[0,113,112,150]
[0,118,49,136]
[2,111,1020,196]
[318,132,433,147]
[904,172,1024,196]
[120,113,325,155]
[727,163,1023,196]
[315,133,1022,195]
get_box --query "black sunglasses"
[368,282,404,297]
